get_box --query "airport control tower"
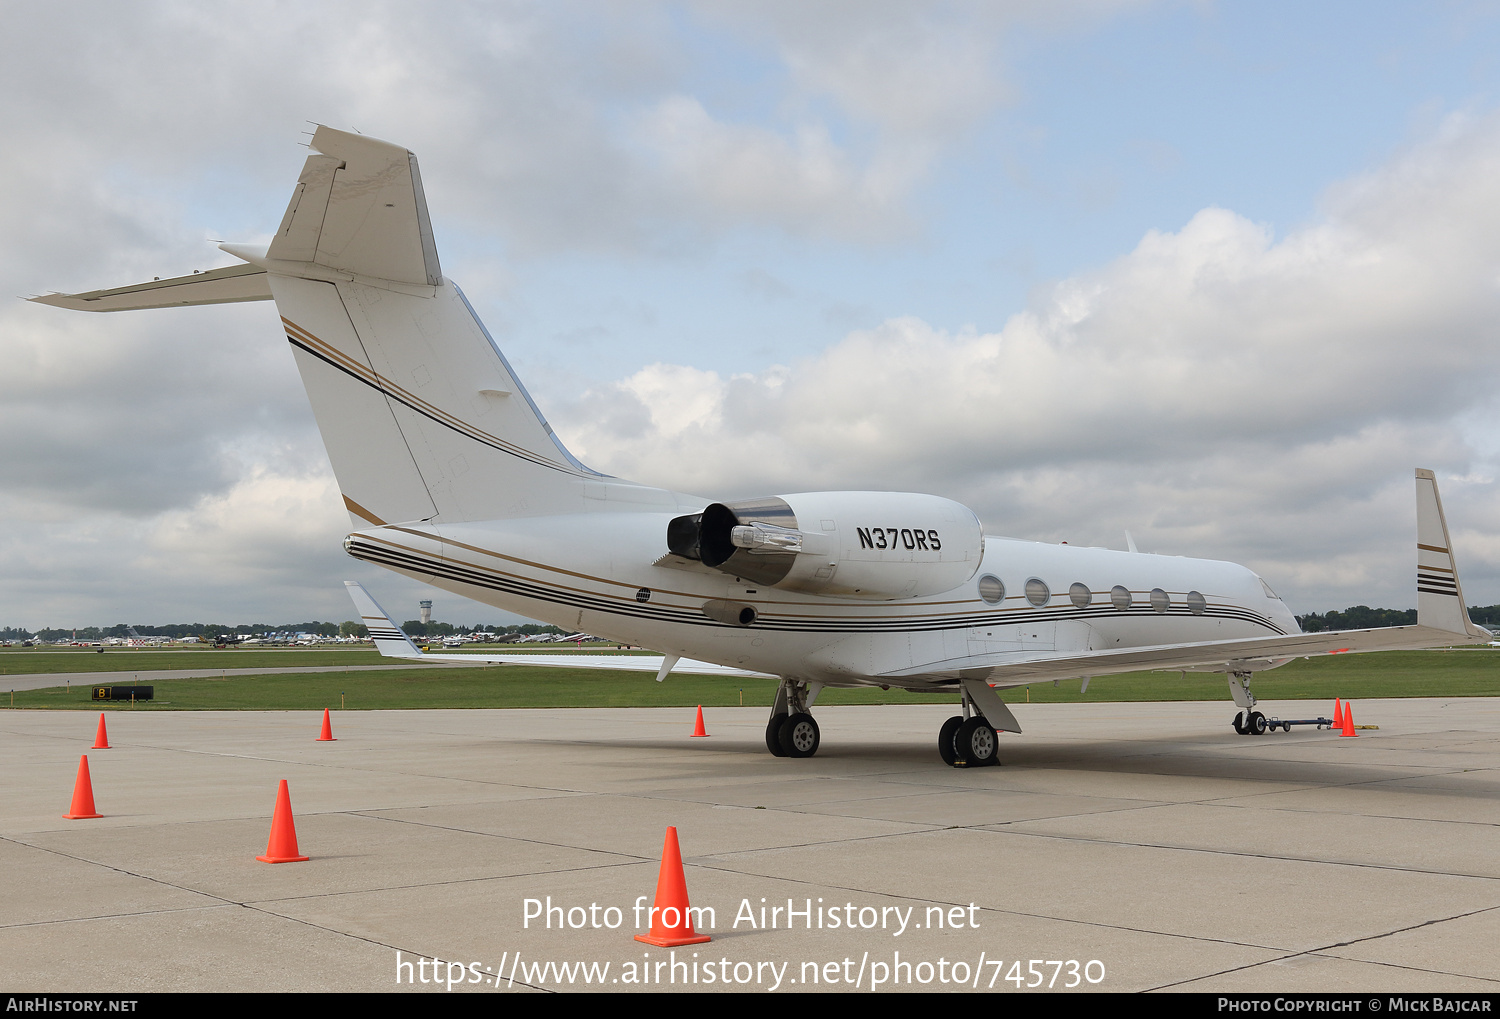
[419,600,432,625]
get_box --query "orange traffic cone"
[690,705,708,738]
[92,713,110,749]
[634,827,711,947]
[63,755,103,819]
[1341,703,1357,737]
[256,780,310,863]
[317,709,336,742]
[1331,698,1343,731]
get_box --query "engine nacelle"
[667,491,983,599]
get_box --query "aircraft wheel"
[1247,711,1267,735]
[1232,712,1247,735]
[778,713,820,758]
[766,713,789,757]
[956,717,999,767]
[938,715,963,766]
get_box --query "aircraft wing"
[343,581,773,679]
[886,622,1482,688]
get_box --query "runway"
[2,698,1498,993]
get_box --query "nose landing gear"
[1233,710,1268,735]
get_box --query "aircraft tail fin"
[34,126,647,528]
[1415,469,1487,638]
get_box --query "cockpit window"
[1257,577,1281,600]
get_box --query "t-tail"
[31,126,625,529]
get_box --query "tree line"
[0,620,568,642]
[1294,604,1500,631]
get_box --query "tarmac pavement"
[1,698,1497,993]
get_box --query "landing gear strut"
[1228,671,1266,735]
[766,679,822,759]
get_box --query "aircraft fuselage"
[343,509,1299,690]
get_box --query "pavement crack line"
[964,825,1500,882]
[1145,903,1500,990]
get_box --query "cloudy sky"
[6,1,1500,629]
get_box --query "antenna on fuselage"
[1125,530,1138,554]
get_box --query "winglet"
[343,581,424,659]
[1415,470,1485,638]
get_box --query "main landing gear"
[938,686,1001,768]
[766,678,823,759]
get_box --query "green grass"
[0,644,639,675]
[1007,648,1500,703]
[3,666,889,711]
[0,646,385,674]
[4,648,1498,711]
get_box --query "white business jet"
[33,127,1489,766]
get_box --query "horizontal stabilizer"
[343,582,772,678]
[28,263,271,312]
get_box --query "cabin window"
[1111,585,1132,610]
[1069,582,1091,608]
[1150,588,1170,614]
[1025,578,1050,606]
[977,574,1004,605]
[1187,590,1206,615]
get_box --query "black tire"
[938,715,963,766]
[765,713,788,757]
[956,717,999,767]
[1248,711,1267,735]
[1232,711,1247,735]
[778,713,820,758]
